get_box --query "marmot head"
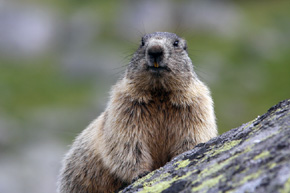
[126,32,196,92]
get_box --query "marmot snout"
[58,32,218,193]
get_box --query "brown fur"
[58,32,217,193]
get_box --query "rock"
[120,99,290,193]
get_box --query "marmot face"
[126,32,194,91]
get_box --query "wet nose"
[148,45,163,62]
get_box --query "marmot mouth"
[147,65,170,73]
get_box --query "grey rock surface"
[120,99,290,193]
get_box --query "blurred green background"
[0,1,289,193]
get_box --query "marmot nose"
[148,45,163,62]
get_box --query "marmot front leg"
[170,124,217,159]
[100,138,153,183]
[170,136,197,159]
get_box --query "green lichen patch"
[140,167,197,192]
[140,180,172,193]
[191,175,223,192]
[191,149,243,184]
[210,139,242,157]
[253,151,270,160]
[174,159,191,169]
[239,171,262,185]
[132,171,155,187]
[280,176,290,193]
[242,120,255,131]
[268,162,277,169]
[198,156,232,178]
[142,172,171,187]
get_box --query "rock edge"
[120,99,290,193]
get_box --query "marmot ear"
[140,37,145,47]
[183,42,187,51]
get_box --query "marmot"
[58,32,217,193]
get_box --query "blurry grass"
[0,59,94,119]
[185,2,290,133]
[1,0,290,135]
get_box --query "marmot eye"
[173,40,179,47]
[141,38,145,46]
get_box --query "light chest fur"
[96,77,216,181]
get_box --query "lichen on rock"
[120,99,290,193]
